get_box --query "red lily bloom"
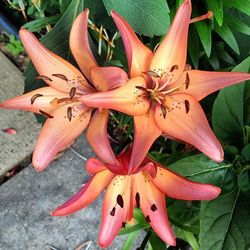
[0,9,137,171]
[52,146,221,248]
[79,0,250,171]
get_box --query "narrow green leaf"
[207,47,220,70]
[119,223,148,235]
[207,0,223,26]
[225,16,250,36]
[148,232,167,250]
[224,0,250,16]
[122,230,139,250]
[188,25,199,68]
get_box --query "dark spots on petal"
[185,73,190,89]
[67,107,72,121]
[170,65,178,72]
[31,94,43,105]
[52,74,68,81]
[135,192,140,208]
[184,100,190,114]
[160,105,167,119]
[110,207,116,216]
[39,110,54,119]
[69,87,76,99]
[36,75,52,82]
[122,222,126,228]
[117,195,124,208]
[151,204,157,212]
[146,215,151,223]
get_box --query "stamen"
[143,70,160,78]
[190,11,213,24]
[110,207,116,216]
[170,65,178,72]
[135,86,148,92]
[151,204,157,212]
[184,100,190,114]
[185,73,190,89]
[135,192,140,208]
[36,75,52,81]
[69,87,76,99]
[67,107,73,121]
[52,74,68,81]
[31,94,43,105]
[117,195,124,208]
[39,110,54,119]
[146,215,151,223]
[161,105,167,119]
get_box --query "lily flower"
[52,146,221,248]
[0,9,136,171]
[79,0,250,171]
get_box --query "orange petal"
[176,70,250,101]
[155,94,224,162]
[69,9,97,82]
[152,165,221,200]
[111,10,153,77]
[79,76,150,116]
[90,66,128,91]
[130,108,162,172]
[86,158,107,174]
[134,172,176,246]
[32,103,91,171]
[150,0,191,83]
[0,87,68,114]
[99,175,133,248]
[87,109,118,165]
[52,170,114,216]
[19,28,92,94]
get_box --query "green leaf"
[238,170,250,197]
[214,22,240,54]
[119,223,148,235]
[212,57,250,145]
[188,25,200,68]
[207,0,223,26]
[223,0,250,16]
[102,0,170,37]
[200,188,250,250]
[122,230,140,250]
[242,144,250,162]
[24,0,84,92]
[225,16,250,36]
[148,232,167,250]
[207,47,220,70]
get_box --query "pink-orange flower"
[0,9,132,171]
[79,0,250,171]
[52,146,221,248]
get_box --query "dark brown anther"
[110,207,116,216]
[39,110,54,119]
[122,222,126,228]
[52,74,68,81]
[170,65,178,72]
[143,70,160,78]
[161,105,167,119]
[151,204,157,212]
[36,75,52,81]
[184,100,190,114]
[146,215,151,223]
[117,195,124,208]
[185,73,190,89]
[135,192,140,208]
[69,87,76,99]
[67,107,73,121]
[31,94,43,105]
[135,86,147,92]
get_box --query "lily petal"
[152,165,221,200]
[79,76,150,116]
[19,28,92,93]
[87,109,118,165]
[99,175,132,248]
[111,10,153,77]
[130,108,162,172]
[176,70,250,101]
[32,103,91,171]
[0,87,68,114]
[155,94,223,162]
[90,66,128,91]
[134,172,176,246]
[86,158,107,174]
[150,0,191,83]
[52,169,114,216]
[69,9,97,82]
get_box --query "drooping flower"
[0,9,144,171]
[52,146,221,248]
[79,0,250,171]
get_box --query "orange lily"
[52,146,220,248]
[0,9,135,171]
[79,0,250,171]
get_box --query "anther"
[151,204,157,212]
[110,207,116,216]
[52,74,68,81]
[161,105,167,119]
[170,65,178,72]
[143,70,160,78]
[39,110,54,119]
[135,192,140,208]
[185,73,190,89]
[69,87,76,99]
[67,107,73,121]
[135,86,147,92]
[31,94,43,105]
[117,195,124,208]
[184,100,190,114]
[146,215,151,223]
[36,75,52,81]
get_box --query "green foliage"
[6,35,24,55]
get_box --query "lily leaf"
[122,230,140,250]
[207,0,224,26]
[223,0,250,16]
